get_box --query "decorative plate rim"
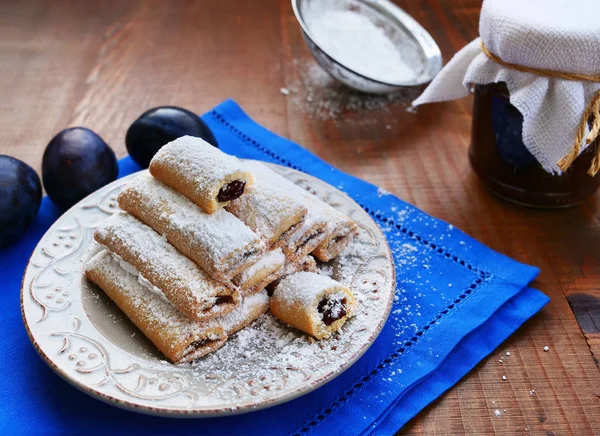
[20,162,396,417]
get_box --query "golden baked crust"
[85,250,227,364]
[149,136,253,213]
[270,272,357,340]
[118,173,265,282]
[94,212,241,322]
[233,248,285,295]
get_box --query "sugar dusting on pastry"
[218,290,270,335]
[95,212,238,319]
[226,169,307,247]
[119,173,265,280]
[243,161,358,261]
[151,136,248,199]
[235,248,285,286]
[149,136,253,213]
[85,250,227,363]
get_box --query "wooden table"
[2,0,599,433]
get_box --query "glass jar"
[469,83,600,208]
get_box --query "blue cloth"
[0,100,548,436]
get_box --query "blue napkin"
[0,100,548,436]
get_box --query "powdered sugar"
[305,8,416,84]
[218,290,269,335]
[244,161,357,259]
[273,271,350,310]
[286,59,419,121]
[86,250,226,363]
[226,168,307,247]
[119,173,265,280]
[151,136,246,195]
[235,248,285,287]
[95,212,236,316]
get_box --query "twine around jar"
[480,42,600,176]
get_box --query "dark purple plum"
[42,127,118,210]
[0,155,42,249]
[126,106,218,168]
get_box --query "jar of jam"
[469,83,600,208]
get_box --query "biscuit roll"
[243,161,357,262]
[283,214,328,262]
[149,136,253,213]
[270,272,357,340]
[310,217,358,262]
[118,173,265,282]
[226,164,307,249]
[266,255,317,294]
[232,248,285,295]
[94,212,240,321]
[217,290,269,335]
[85,250,227,364]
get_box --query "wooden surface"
[2,0,599,433]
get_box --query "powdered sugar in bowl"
[292,0,442,94]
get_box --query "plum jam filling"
[183,338,218,356]
[217,181,246,202]
[299,229,324,250]
[317,294,347,326]
[214,295,234,306]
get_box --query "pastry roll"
[243,161,357,261]
[270,272,357,340]
[266,255,317,294]
[232,248,285,295]
[217,290,270,335]
[226,166,307,249]
[149,136,253,213]
[85,250,227,364]
[94,212,240,322]
[310,214,358,262]
[283,214,328,262]
[118,173,265,282]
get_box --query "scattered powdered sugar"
[377,187,391,197]
[304,7,416,84]
[287,59,420,121]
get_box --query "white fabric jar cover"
[413,0,600,175]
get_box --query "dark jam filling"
[242,249,260,260]
[297,230,325,253]
[214,295,234,306]
[317,296,347,326]
[217,181,246,202]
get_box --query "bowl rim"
[291,0,442,88]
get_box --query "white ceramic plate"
[21,162,395,417]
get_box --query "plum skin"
[0,155,42,249]
[42,127,118,210]
[126,106,218,169]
